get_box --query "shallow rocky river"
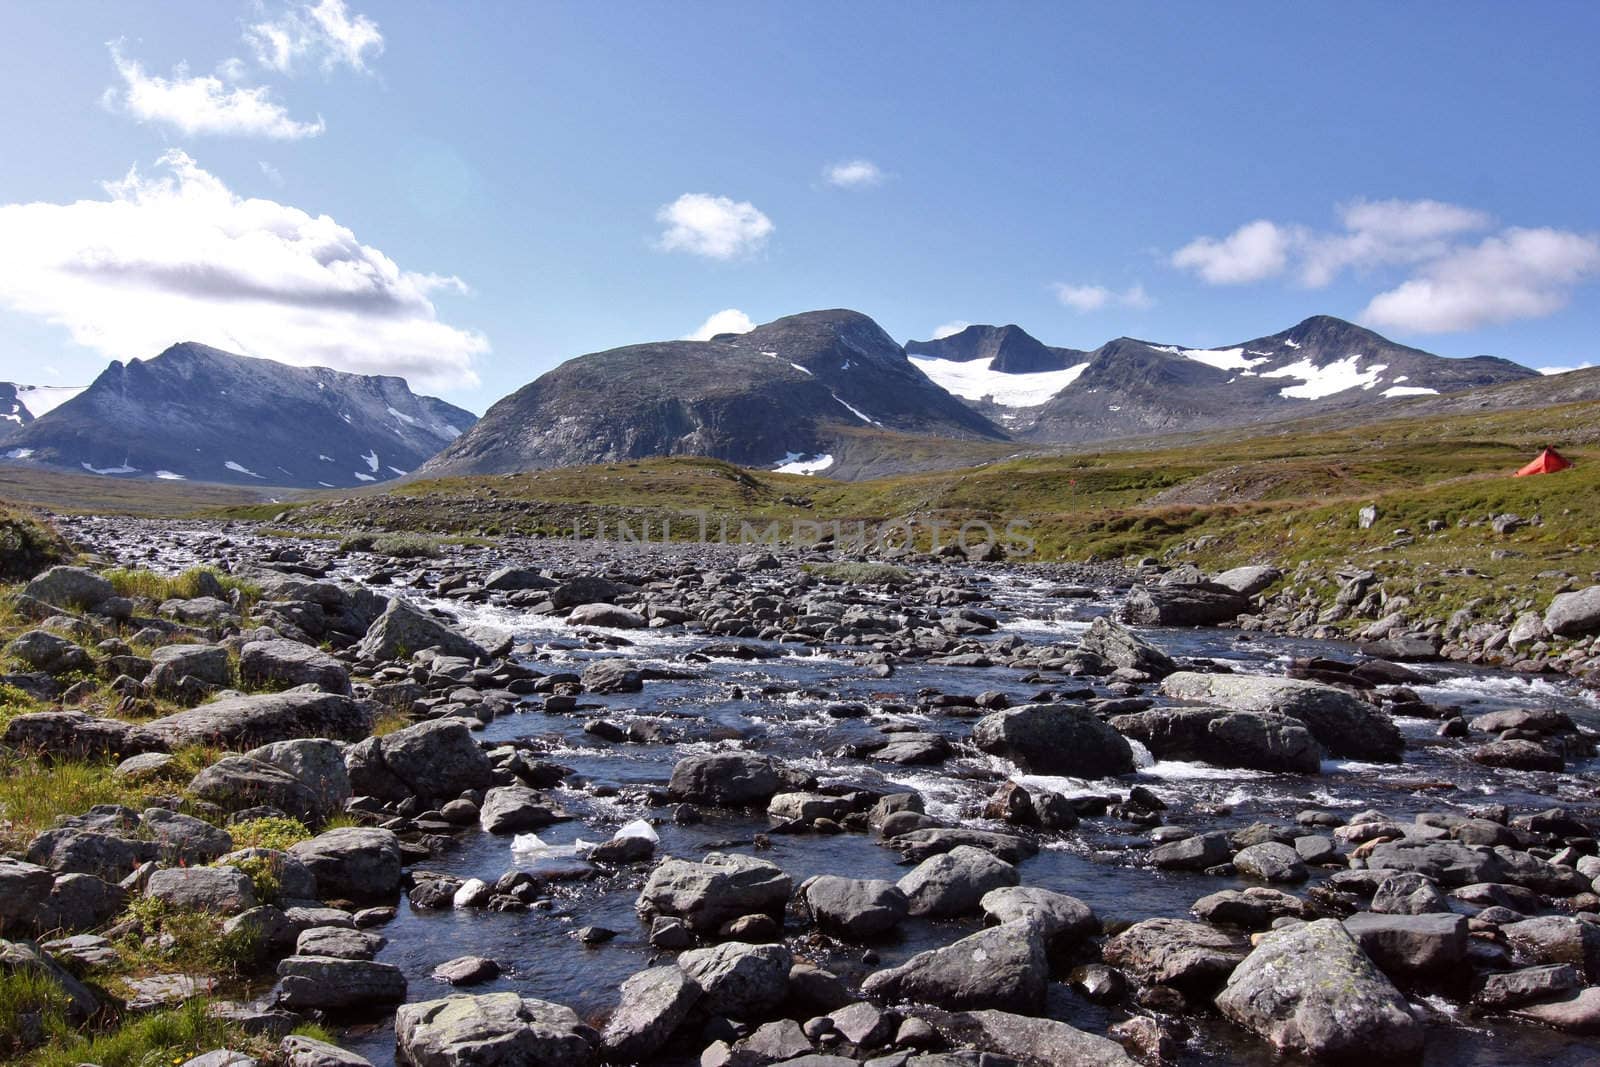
[46,516,1600,1065]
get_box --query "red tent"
[1514,448,1573,477]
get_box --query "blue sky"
[1,1,1597,411]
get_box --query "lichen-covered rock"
[861,921,1047,1012]
[636,852,791,933]
[395,992,597,1067]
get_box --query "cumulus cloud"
[1170,220,1293,285]
[824,160,885,188]
[107,42,324,139]
[1539,361,1595,375]
[1052,282,1153,313]
[930,320,970,340]
[248,0,384,75]
[1363,227,1600,333]
[656,193,773,259]
[683,308,755,340]
[0,151,484,388]
[1172,198,1598,333]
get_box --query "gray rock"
[296,926,385,960]
[1120,582,1251,627]
[637,852,792,933]
[223,906,298,959]
[1233,842,1308,884]
[678,941,791,1018]
[143,692,372,749]
[240,639,352,695]
[289,827,403,901]
[280,1035,374,1067]
[1471,739,1563,771]
[1076,617,1177,678]
[1545,585,1600,638]
[142,807,233,865]
[600,964,702,1061]
[36,873,129,933]
[484,567,554,592]
[978,886,1097,944]
[147,866,257,914]
[190,756,324,822]
[217,848,318,901]
[2,710,147,761]
[802,875,910,940]
[0,856,54,935]
[1109,707,1322,774]
[569,604,647,629]
[1159,671,1403,762]
[24,566,114,610]
[395,992,597,1067]
[933,1010,1139,1067]
[1211,566,1283,597]
[1476,964,1583,1009]
[861,921,1047,1012]
[357,598,487,662]
[1509,986,1600,1034]
[346,718,494,804]
[275,955,406,1010]
[0,937,100,1022]
[1191,887,1309,930]
[5,630,92,674]
[245,739,352,820]
[1503,916,1600,980]
[1147,831,1231,871]
[895,846,1018,918]
[1342,911,1468,978]
[26,825,154,881]
[581,659,644,693]
[1101,917,1247,994]
[737,1018,814,1060]
[1364,839,1506,888]
[971,704,1134,776]
[667,752,781,807]
[432,956,501,986]
[480,786,564,834]
[1371,872,1449,915]
[1216,919,1422,1060]
[148,643,232,687]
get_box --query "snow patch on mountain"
[909,355,1090,407]
[1261,356,1388,399]
[773,452,834,475]
[1158,346,1271,373]
[16,385,87,418]
[831,394,883,426]
[82,461,138,475]
[361,449,379,472]
[224,460,265,479]
[1382,385,1440,398]
[6,448,34,459]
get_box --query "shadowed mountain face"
[906,324,1087,374]
[1,343,475,487]
[419,309,1006,477]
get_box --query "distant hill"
[1,343,475,488]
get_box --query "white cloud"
[259,161,285,187]
[107,42,324,139]
[656,193,773,259]
[248,0,384,75]
[1297,198,1492,286]
[1170,220,1293,284]
[0,151,484,389]
[824,160,885,188]
[1363,227,1600,333]
[1052,282,1154,313]
[683,309,755,341]
[1539,361,1595,375]
[930,320,970,340]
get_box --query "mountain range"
[1,343,475,488]
[2,311,1545,486]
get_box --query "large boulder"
[1119,582,1251,627]
[288,827,402,901]
[801,875,910,940]
[345,718,494,804]
[147,644,232,688]
[971,704,1134,777]
[1211,566,1283,597]
[147,866,257,914]
[141,807,233,865]
[581,659,643,694]
[240,640,353,695]
[0,857,54,935]
[1342,912,1468,979]
[275,956,406,1010]
[978,886,1098,945]
[479,786,564,834]
[189,756,324,822]
[1109,707,1322,773]
[636,852,791,933]
[677,941,792,1018]
[933,1010,1140,1067]
[1077,617,1176,677]
[1159,672,1403,762]
[861,921,1048,1011]
[357,598,487,662]
[1102,918,1247,994]
[896,846,1018,918]
[23,566,114,611]
[666,752,781,807]
[26,826,155,882]
[142,692,372,749]
[1503,916,1600,980]
[568,604,646,630]
[1545,585,1600,638]
[5,630,92,675]
[600,965,702,1062]
[1,711,150,761]
[1215,918,1423,1061]
[1363,839,1506,888]
[245,739,352,820]
[396,992,597,1067]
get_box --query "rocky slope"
[0,343,475,487]
[419,309,1004,478]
